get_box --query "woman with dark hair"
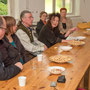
[38,13,77,48]
[36,11,47,36]
[2,16,30,67]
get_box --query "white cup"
[37,54,43,61]
[18,76,26,87]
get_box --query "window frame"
[45,0,75,15]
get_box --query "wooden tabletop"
[0,30,90,90]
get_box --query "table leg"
[79,77,84,88]
[88,66,90,90]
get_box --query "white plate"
[67,36,86,41]
[59,46,72,51]
[66,36,76,40]
[48,66,65,74]
[86,28,90,31]
[75,36,86,40]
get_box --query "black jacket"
[1,34,30,67]
[0,48,21,80]
[36,19,44,36]
[38,25,66,48]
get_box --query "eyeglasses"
[0,27,6,31]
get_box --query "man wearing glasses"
[0,16,23,80]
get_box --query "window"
[45,0,73,14]
[0,0,8,15]
[45,0,53,13]
[56,0,63,13]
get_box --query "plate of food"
[49,55,72,63]
[86,28,90,31]
[48,66,65,74]
[59,46,72,51]
[75,36,86,40]
[68,40,85,46]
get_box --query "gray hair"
[0,16,3,27]
[20,10,31,21]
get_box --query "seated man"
[16,10,47,56]
[0,16,23,80]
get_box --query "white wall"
[8,0,45,22]
[80,0,90,22]
[74,0,80,16]
[68,16,83,27]
[19,0,45,22]
[29,0,45,22]
[8,0,20,19]
[8,0,15,16]
[9,0,90,25]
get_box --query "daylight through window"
[0,0,8,15]
[45,0,73,14]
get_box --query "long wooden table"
[0,30,90,90]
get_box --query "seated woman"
[0,16,23,80]
[36,11,47,36]
[38,13,78,48]
[59,8,74,34]
[2,16,30,67]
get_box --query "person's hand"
[62,40,72,43]
[65,27,79,37]
[44,45,48,50]
[15,62,23,70]
[70,27,79,32]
